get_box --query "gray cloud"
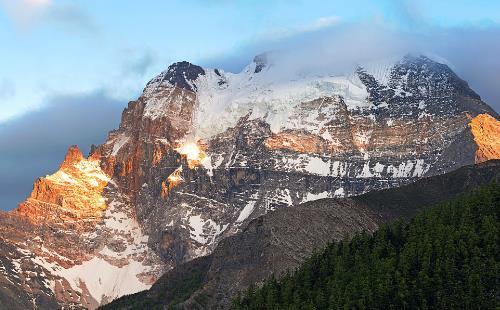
[45,4,99,34]
[0,91,124,210]
[123,51,156,77]
[384,0,426,28]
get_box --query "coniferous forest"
[232,183,500,309]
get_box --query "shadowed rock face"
[1,55,499,309]
[146,61,206,92]
[103,160,500,310]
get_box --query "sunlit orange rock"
[161,166,183,199]
[469,113,500,163]
[152,140,170,166]
[175,142,207,169]
[264,132,327,154]
[17,145,110,226]
[60,145,85,169]
[160,141,210,199]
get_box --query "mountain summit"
[0,54,498,309]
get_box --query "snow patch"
[111,135,130,156]
[321,130,333,141]
[334,187,345,197]
[302,191,330,202]
[357,162,373,178]
[386,160,428,178]
[304,156,331,176]
[59,257,149,303]
[187,212,227,246]
[144,63,371,140]
[200,155,213,177]
[236,200,257,223]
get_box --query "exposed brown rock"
[161,166,184,199]
[265,131,327,154]
[16,145,110,228]
[60,145,84,169]
[152,140,170,166]
[469,113,500,163]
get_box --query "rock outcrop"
[469,113,500,163]
[17,146,109,226]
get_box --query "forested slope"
[233,183,499,309]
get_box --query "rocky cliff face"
[0,54,499,309]
[0,146,163,309]
[103,160,500,309]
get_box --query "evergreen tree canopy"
[233,183,500,309]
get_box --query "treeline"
[233,183,499,309]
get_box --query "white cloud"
[263,15,341,41]
[0,0,96,33]
[28,0,51,5]
[205,19,500,113]
[0,0,52,30]
[305,16,341,32]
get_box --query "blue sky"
[0,0,499,122]
[0,0,500,210]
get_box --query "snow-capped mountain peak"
[0,53,498,309]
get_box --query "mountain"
[232,183,499,309]
[0,54,499,309]
[102,160,500,309]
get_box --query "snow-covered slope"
[143,55,372,139]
